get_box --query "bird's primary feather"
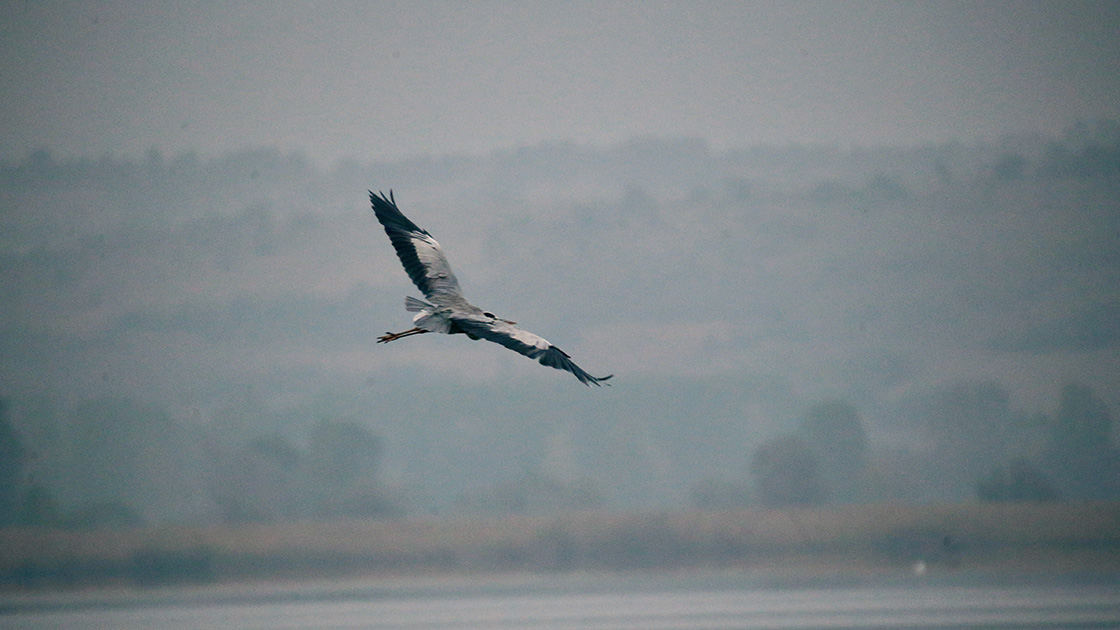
[452,317,613,386]
[370,191,464,301]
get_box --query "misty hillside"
[1,129,1118,525]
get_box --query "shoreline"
[2,502,1117,594]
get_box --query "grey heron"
[370,190,613,386]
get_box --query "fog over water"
[4,572,1120,629]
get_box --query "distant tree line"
[691,382,1117,509]
[3,123,1119,528]
[2,380,1117,530]
[0,397,402,529]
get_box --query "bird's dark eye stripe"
[483,311,495,318]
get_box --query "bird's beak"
[502,319,517,325]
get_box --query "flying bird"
[370,190,613,386]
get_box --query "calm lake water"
[3,570,1119,629]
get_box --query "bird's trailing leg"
[377,327,430,343]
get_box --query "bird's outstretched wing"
[369,190,464,300]
[454,317,613,386]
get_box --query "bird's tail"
[405,296,432,312]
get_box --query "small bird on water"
[370,190,613,386]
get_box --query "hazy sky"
[3,1,1119,165]
[3,2,1120,515]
